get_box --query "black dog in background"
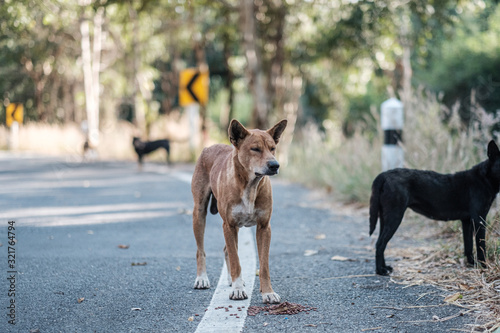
[132,137,171,165]
[369,140,500,276]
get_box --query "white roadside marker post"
[381,98,404,171]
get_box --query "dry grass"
[283,121,382,203]
[388,217,500,332]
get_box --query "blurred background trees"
[1,0,500,143]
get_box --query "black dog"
[369,140,500,275]
[132,137,171,165]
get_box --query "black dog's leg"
[375,236,391,275]
[165,146,171,165]
[473,218,487,267]
[375,209,405,275]
[461,219,474,266]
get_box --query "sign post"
[6,103,23,128]
[179,68,209,157]
[381,98,404,171]
[6,103,23,150]
[179,68,209,107]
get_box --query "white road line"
[171,171,193,184]
[0,202,180,219]
[0,202,185,227]
[195,227,256,333]
[173,170,258,332]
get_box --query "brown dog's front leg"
[193,198,210,289]
[223,222,247,300]
[256,224,281,304]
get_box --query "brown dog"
[191,119,287,304]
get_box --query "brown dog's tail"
[209,192,218,215]
[369,174,384,236]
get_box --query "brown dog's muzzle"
[266,160,280,175]
[255,160,280,177]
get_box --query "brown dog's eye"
[270,147,276,152]
[251,147,261,153]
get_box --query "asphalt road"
[0,152,475,332]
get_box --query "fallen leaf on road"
[458,283,472,291]
[176,266,181,271]
[444,292,462,303]
[315,234,326,240]
[188,316,194,321]
[77,297,85,303]
[330,255,355,261]
[432,315,440,321]
[263,322,269,327]
[118,244,129,249]
[131,262,147,266]
[304,250,318,256]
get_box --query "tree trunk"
[79,5,103,147]
[270,3,287,124]
[399,7,412,104]
[129,3,147,136]
[220,8,235,132]
[92,6,103,127]
[194,39,208,145]
[240,0,269,129]
[49,74,59,122]
[221,35,234,132]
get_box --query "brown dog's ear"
[267,119,288,144]
[488,140,500,160]
[229,119,250,148]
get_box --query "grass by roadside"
[283,88,500,331]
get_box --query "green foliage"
[2,0,500,149]
[415,3,500,121]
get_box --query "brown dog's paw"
[262,292,281,304]
[193,274,210,289]
[229,288,248,300]
[229,276,247,299]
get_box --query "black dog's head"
[487,140,500,182]
[132,137,144,149]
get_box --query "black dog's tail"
[209,192,218,215]
[369,174,385,236]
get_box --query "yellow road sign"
[6,103,23,127]
[179,68,209,106]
